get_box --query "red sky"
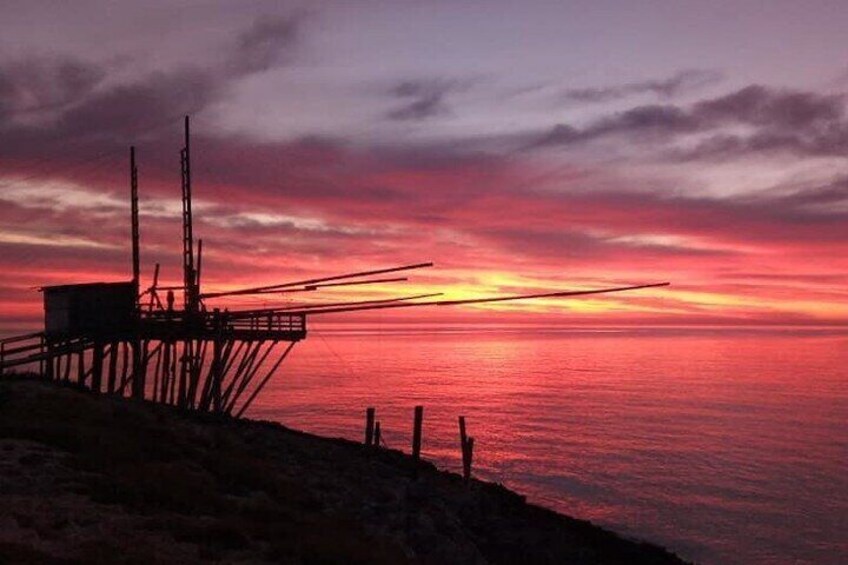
[1,2,847,333]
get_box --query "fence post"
[465,437,474,481]
[374,421,381,448]
[365,407,375,446]
[459,415,474,481]
[412,405,424,461]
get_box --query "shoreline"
[0,377,686,563]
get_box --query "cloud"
[560,69,721,104]
[0,56,106,122]
[228,13,304,76]
[534,84,848,158]
[534,104,699,147]
[3,129,847,327]
[59,69,218,137]
[0,14,308,161]
[692,85,843,129]
[759,176,848,214]
[385,79,469,121]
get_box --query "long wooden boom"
[293,282,670,316]
[200,262,433,299]
[225,293,444,319]
[248,276,409,295]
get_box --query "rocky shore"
[0,378,686,564]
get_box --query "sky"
[1,0,847,332]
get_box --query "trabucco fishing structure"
[0,116,669,417]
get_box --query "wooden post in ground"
[459,416,474,481]
[412,405,424,461]
[365,407,375,446]
[374,421,381,447]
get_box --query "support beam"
[224,340,277,413]
[234,341,295,418]
[107,342,118,393]
[131,339,146,400]
[91,342,103,393]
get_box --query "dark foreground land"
[0,378,685,564]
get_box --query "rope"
[309,321,360,382]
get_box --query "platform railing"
[141,309,306,335]
[0,332,46,374]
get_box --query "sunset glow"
[1,2,847,333]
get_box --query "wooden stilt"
[168,342,178,404]
[177,340,190,408]
[161,341,172,403]
[63,351,71,382]
[233,341,294,418]
[152,341,163,401]
[77,349,85,386]
[118,341,131,395]
[211,311,227,413]
[131,338,144,399]
[107,342,118,393]
[91,342,103,393]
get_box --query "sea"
[246,326,848,564]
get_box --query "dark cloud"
[0,57,105,121]
[228,13,304,75]
[0,66,218,159]
[590,104,700,137]
[57,69,217,139]
[561,69,721,104]
[534,104,699,147]
[670,129,848,161]
[385,79,466,121]
[692,85,843,129]
[0,14,306,157]
[534,84,848,158]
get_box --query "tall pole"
[130,146,140,300]
[181,115,196,313]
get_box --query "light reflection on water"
[247,328,848,564]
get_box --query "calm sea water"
[245,327,847,564]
